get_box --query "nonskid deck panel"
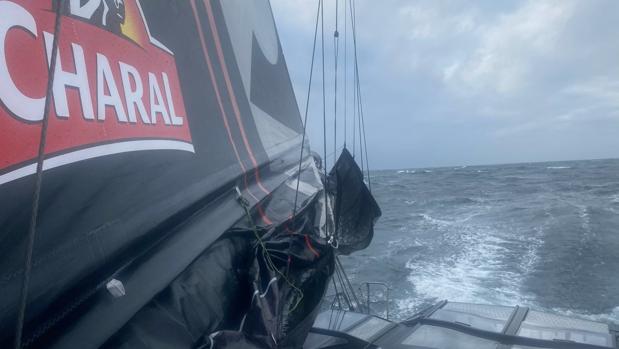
[307,301,619,349]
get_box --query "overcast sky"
[270,0,619,169]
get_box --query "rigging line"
[325,144,346,163]
[331,274,343,310]
[350,0,363,172]
[358,83,372,191]
[333,260,353,309]
[333,261,346,302]
[355,78,364,180]
[333,0,339,159]
[338,260,356,311]
[14,2,64,348]
[283,0,320,336]
[321,0,331,241]
[350,0,357,159]
[343,0,347,149]
[237,196,304,312]
[336,256,362,310]
[349,1,372,191]
[349,0,370,188]
[292,0,321,216]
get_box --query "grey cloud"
[271,0,619,169]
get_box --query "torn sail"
[0,1,379,348]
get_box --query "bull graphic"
[65,0,126,35]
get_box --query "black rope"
[355,80,365,185]
[343,0,347,149]
[287,1,321,342]
[350,0,362,171]
[350,0,357,159]
[336,256,362,310]
[292,0,321,216]
[359,84,372,191]
[14,2,64,348]
[333,259,353,309]
[333,0,339,159]
[349,0,372,191]
[331,275,342,309]
[320,0,330,242]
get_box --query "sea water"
[339,158,619,323]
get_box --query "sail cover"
[0,0,379,348]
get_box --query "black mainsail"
[0,1,380,348]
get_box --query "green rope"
[236,193,304,312]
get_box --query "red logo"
[0,0,192,185]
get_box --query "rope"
[331,276,342,309]
[336,256,362,310]
[14,3,64,348]
[292,0,321,216]
[343,0,347,149]
[359,85,372,191]
[236,191,304,312]
[333,0,339,159]
[350,0,358,160]
[350,0,363,174]
[320,0,332,245]
[349,0,372,191]
[333,259,353,309]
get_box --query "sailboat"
[0,1,616,348]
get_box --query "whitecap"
[546,166,571,169]
[397,224,543,319]
[549,306,619,324]
[418,213,452,228]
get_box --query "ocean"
[339,158,619,324]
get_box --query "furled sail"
[0,1,379,348]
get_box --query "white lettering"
[162,72,184,126]
[44,32,95,120]
[148,72,171,125]
[119,61,150,124]
[0,2,44,121]
[0,5,183,129]
[96,53,127,122]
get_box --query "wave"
[401,229,533,313]
[549,306,619,324]
[395,169,433,174]
[394,216,546,320]
[547,166,571,169]
[418,213,453,228]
